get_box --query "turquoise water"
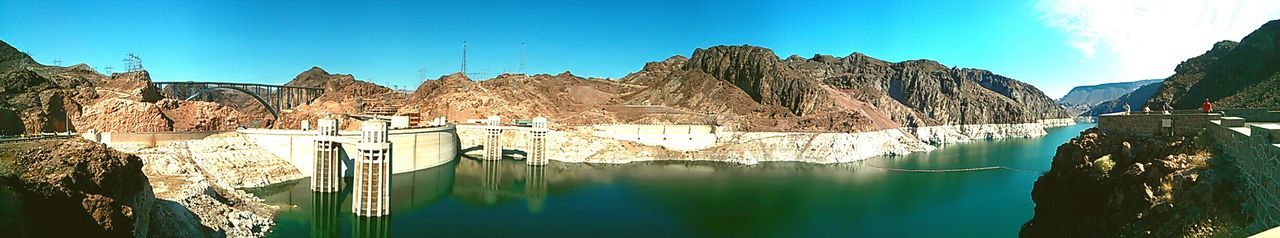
[255,124,1093,237]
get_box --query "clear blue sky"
[3,0,1272,97]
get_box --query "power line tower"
[519,42,526,74]
[461,41,468,75]
[418,68,428,82]
[123,53,143,72]
[515,42,526,90]
[103,66,114,74]
[53,59,63,66]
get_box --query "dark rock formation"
[1060,79,1162,115]
[0,40,37,72]
[1147,20,1280,109]
[0,139,156,237]
[1022,128,1246,237]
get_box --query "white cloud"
[1038,0,1280,80]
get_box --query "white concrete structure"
[389,116,410,129]
[483,116,503,160]
[353,119,391,217]
[311,118,341,192]
[526,117,549,165]
[592,124,721,151]
[238,125,458,177]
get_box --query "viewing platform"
[1099,108,1280,232]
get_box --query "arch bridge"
[153,82,324,118]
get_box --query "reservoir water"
[255,124,1093,237]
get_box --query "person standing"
[1163,101,1173,114]
[1123,103,1131,115]
[1201,98,1213,113]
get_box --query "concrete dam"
[237,124,461,178]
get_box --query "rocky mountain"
[1146,20,1280,109]
[300,44,1068,133]
[1081,82,1163,116]
[0,39,250,135]
[623,45,1069,130]
[0,40,36,72]
[1058,79,1162,114]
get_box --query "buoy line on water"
[863,162,1041,173]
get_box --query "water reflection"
[258,124,1094,237]
[352,216,390,238]
[310,192,341,238]
[482,159,500,204]
[524,165,547,213]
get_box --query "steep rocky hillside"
[405,72,635,127]
[0,41,254,135]
[621,45,1068,130]
[352,45,1070,133]
[1147,20,1280,109]
[0,40,36,72]
[273,67,407,130]
[1059,79,1161,114]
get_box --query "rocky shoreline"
[1021,127,1248,237]
[110,133,304,237]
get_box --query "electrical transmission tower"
[520,42,526,74]
[124,53,143,72]
[53,59,63,66]
[103,66,114,74]
[461,41,467,75]
[418,68,428,82]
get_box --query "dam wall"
[239,125,459,177]
[591,124,723,151]
[84,131,226,147]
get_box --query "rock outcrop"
[619,45,1069,132]
[0,139,156,237]
[1021,128,1246,237]
[111,133,297,237]
[273,67,405,130]
[1146,20,1280,109]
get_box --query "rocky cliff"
[622,45,1069,131]
[1021,128,1246,237]
[0,139,156,237]
[0,39,252,134]
[1059,79,1162,115]
[1146,20,1280,109]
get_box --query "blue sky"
[2,0,1277,97]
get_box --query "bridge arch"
[186,87,281,118]
[153,82,324,121]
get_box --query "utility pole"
[461,41,468,75]
[516,42,526,90]
[520,42,526,74]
